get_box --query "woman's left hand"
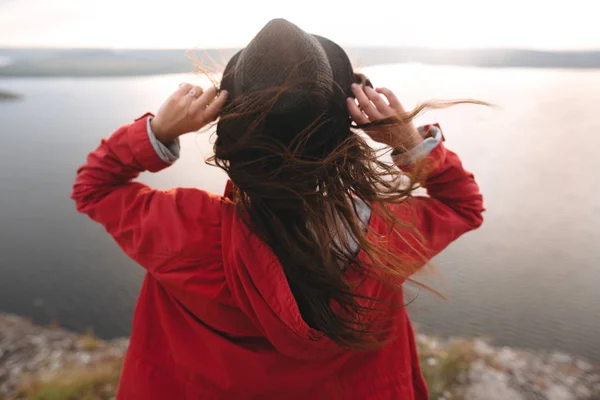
[150,84,228,144]
[347,84,422,152]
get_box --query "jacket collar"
[224,180,235,200]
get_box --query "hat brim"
[220,33,368,100]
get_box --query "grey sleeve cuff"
[392,125,442,166]
[147,117,181,163]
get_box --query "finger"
[346,98,369,125]
[203,90,229,122]
[174,83,194,98]
[351,83,381,120]
[182,85,203,102]
[375,87,404,111]
[188,86,218,119]
[364,86,391,115]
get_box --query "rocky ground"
[0,314,127,399]
[416,334,600,400]
[1,313,599,400]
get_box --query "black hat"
[220,18,370,117]
[218,19,371,155]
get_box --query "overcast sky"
[0,0,596,50]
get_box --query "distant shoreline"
[1,47,600,78]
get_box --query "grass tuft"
[16,360,123,400]
[77,330,101,352]
[418,339,477,399]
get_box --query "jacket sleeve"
[388,124,485,262]
[71,114,223,273]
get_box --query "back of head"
[215,19,362,201]
[212,19,409,349]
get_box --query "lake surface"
[1,64,599,361]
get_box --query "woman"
[72,19,483,400]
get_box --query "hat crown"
[234,19,334,114]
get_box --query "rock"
[427,357,439,366]
[576,359,594,372]
[546,384,575,400]
[473,338,495,357]
[466,360,525,400]
[79,352,92,364]
[494,347,523,370]
[551,352,573,364]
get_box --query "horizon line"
[2,45,600,53]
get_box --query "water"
[1,65,599,361]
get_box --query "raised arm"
[71,85,228,273]
[392,127,484,259]
[347,84,484,262]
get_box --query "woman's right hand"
[150,84,228,145]
[346,84,423,152]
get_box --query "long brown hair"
[203,44,481,349]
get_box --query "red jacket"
[72,114,483,399]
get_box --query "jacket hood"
[219,181,342,360]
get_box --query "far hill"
[0,89,20,100]
[1,47,599,77]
